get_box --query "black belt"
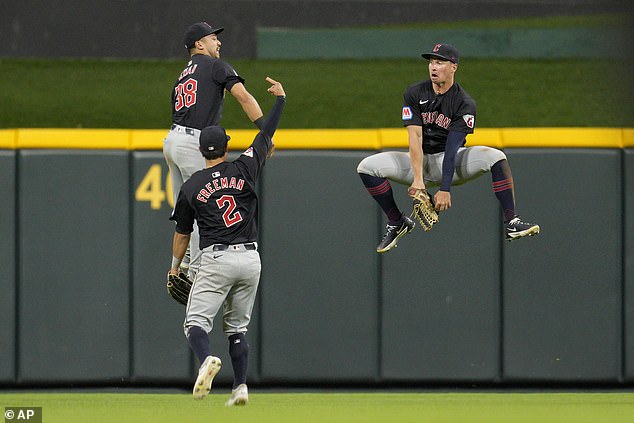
[171,124,198,136]
[212,243,257,251]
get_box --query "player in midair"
[168,77,286,406]
[357,43,539,253]
[164,22,266,279]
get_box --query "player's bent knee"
[473,146,507,169]
[488,147,507,164]
[357,159,377,176]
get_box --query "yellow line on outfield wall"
[0,128,632,150]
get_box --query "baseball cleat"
[376,216,415,253]
[193,355,221,400]
[225,384,249,407]
[505,216,540,241]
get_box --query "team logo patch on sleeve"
[402,106,413,120]
[463,114,475,129]
[242,147,254,157]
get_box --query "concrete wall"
[1,146,633,387]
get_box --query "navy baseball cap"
[199,126,230,153]
[184,22,224,49]
[422,43,460,64]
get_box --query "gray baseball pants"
[184,244,261,337]
[357,146,506,187]
[163,126,205,278]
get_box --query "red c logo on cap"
[433,44,442,52]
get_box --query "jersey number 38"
[174,79,198,111]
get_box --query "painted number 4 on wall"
[135,164,174,210]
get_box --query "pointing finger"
[265,76,278,85]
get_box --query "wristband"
[171,256,182,270]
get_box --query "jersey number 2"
[174,79,198,111]
[216,195,243,227]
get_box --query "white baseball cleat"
[225,383,249,406]
[193,356,221,400]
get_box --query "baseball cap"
[199,126,230,153]
[422,43,460,64]
[184,22,224,49]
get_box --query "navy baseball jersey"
[402,80,476,154]
[171,54,245,130]
[171,96,285,249]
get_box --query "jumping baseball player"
[164,21,267,279]
[357,43,540,253]
[168,77,286,405]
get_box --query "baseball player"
[168,77,286,405]
[357,43,540,253]
[164,21,267,279]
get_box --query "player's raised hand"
[266,77,285,97]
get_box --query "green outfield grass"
[2,392,634,423]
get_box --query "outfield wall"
[1,128,633,387]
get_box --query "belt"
[212,243,257,252]
[171,124,200,136]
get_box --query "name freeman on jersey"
[196,177,245,203]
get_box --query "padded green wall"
[381,175,501,381]
[503,149,622,381]
[3,148,633,386]
[259,151,380,382]
[130,153,192,383]
[17,151,130,383]
[0,151,16,382]
[625,149,634,382]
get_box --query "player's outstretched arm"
[230,83,265,126]
[261,77,286,139]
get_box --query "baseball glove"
[410,189,439,231]
[166,271,192,305]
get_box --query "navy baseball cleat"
[376,216,415,253]
[505,216,540,241]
